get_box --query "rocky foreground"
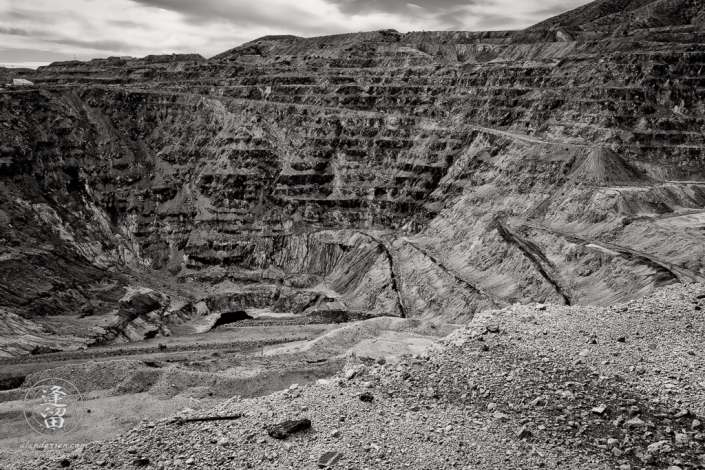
[8,283,705,470]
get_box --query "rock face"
[93,287,173,344]
[0,308,88,357]
[1,0,705,351]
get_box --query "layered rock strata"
[1,0,704,350]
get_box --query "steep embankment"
[1,0,705,353]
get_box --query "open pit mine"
[1,0,705,468]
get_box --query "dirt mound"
[569,147,651,186]
[264,317,459,363]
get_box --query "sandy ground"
[0,324,339,381]
[0,392,218,454]
[0,317,456,463]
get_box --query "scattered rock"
[216,438,229,447]
[626,417,645,429]
[516,426,532,439]
[675,433,689,446]
[9,284,705,470]
[647,440,671,454]
[531,396,547,407]
[267,419,312,439]
[318,451,343,468]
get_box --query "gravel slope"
[7,283,705,470]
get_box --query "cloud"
[0,27,28,36]
[329,0,476,16]
[0,0,594,64]
[128,0,339,33]
[529,0,592,20]
[107,19,151,30]
[470,13,525,30]
[52,38,136,53]
[127,0,406,36]
[0,48,74,62]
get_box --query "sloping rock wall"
[1,0,705,353]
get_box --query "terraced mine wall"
[2,3,705,348]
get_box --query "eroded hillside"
[1,0,704,353]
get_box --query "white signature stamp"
[23,378,84,436]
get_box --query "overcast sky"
[0,0,590,66]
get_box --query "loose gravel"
[6,283,705,470]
